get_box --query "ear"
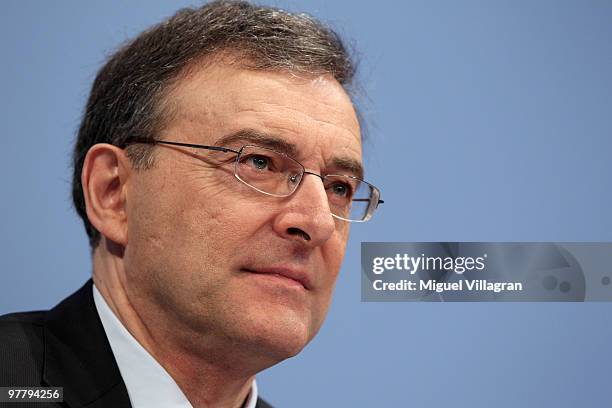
[81,143,131,247]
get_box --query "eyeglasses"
[128,139,384,222]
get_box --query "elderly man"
[0,1,382,407]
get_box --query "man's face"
[122,61,361,364]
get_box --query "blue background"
[2,1,612,407]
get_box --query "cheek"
[316,230,349,305]
[327,224,349,270]
[147,183,280,276]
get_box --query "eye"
[244,155,271,171]
[329,181,352,198]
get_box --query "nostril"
[287,227,311,241]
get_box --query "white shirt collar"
[93,284,258,408]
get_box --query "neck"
[92,241,256,408]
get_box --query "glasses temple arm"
[352,198,384,204]
[129,139,240,154]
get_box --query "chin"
[258,335,311,364]
[239,312,315,363]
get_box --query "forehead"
[161,60,362,168]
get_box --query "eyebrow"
[214,128,364,179]
[214,129,298,157]
[330,157,364,180]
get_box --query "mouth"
[241,267,312,290]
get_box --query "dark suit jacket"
[0,280,272,408]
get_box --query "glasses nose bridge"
[295,170,327,195]
[291,169,328,200]
[286,170,336,227]
[301,170,325,182]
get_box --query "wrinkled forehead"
[161,61,362,167]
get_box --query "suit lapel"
[42,279,131,408]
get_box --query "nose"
[272,172,336,247]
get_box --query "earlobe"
[81,144,131,247]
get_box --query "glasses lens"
[235,145,303,197]
[324,175,378,221]
[235,146,381,222]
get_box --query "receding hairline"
[152,49,360,142]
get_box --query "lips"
[242,266,312,290]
